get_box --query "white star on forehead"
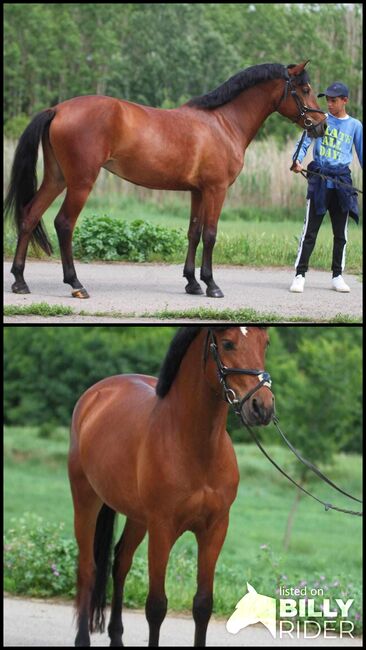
[240,327,248,337]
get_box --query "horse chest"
[177,484,233,533]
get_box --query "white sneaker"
[332,275,350,292]
[290,274,305,292]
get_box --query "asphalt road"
[3,261,362,323]
[4,597,363,647]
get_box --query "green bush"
[73,215,186,262]
[3,515,362,633]
[4,514,76,597]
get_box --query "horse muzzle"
[242,393,275,427]
[306,115,327,139]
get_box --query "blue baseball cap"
[318,82,349,98]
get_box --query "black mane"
[156,326,229,398]
[156,325,267,398]
[187,62,309,109]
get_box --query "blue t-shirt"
[293,114,363,188]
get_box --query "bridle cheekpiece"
[278,69,328,137]
[207,330,272,416]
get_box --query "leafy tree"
[4,4,362,134]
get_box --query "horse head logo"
[226,583,276,638]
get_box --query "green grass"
[4,303,74,317]
[4,425,362,631]
[4,194,362,273]
[4,303,362,324]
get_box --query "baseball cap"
[318,82,349,98]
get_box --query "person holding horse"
[290,81,362,293]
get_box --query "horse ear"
[288,60,310,76]
[247,582,257,594]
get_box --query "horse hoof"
[185,282,204,295]
[12,282,30,294]
[206,286,224,298]
[72,287,90,299]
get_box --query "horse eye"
[222,341,235,351]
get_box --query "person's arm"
[291,132,312,173]
[353,121,363,168]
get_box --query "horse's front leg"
[145,521,175,646]
[193,515,230,646]
[183,190,204,295]
[200,187,227,298]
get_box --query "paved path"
[3,260,362,323]
[4,597,362,646]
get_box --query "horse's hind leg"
[54,183,94,298]
[69,456,103,646]
[11,174,65,294]
[108,518,147,646]
[183,190,204,295]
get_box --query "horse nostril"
[252,398,261,418]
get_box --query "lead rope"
[235,410,362,517]
[290,130,363,194]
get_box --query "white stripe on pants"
[341,214,349,272]
[294,199,311,270]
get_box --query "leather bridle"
[206,330,272,416]
[204,328,362,517]
[277,73,328,137]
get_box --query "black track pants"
[294,189,349,278]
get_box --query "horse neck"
[168,334,229,456]
[218,78,283,149]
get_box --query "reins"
[208,331,362,517]
[238,413,362,517]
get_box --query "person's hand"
[291,160,303,173]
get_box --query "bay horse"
[68,326,274,646]
[5,61,326,299]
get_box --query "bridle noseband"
[277,73,327,137]
[206,331,272,415]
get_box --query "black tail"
[90,504,117,634]
[4,109,56,255]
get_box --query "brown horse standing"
[68,326,274,646]
[5,61,326,298]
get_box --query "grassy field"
[4,193,362,273]
[4,426,362,630]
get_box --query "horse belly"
[104,145,198,191]
[106,110,209,190]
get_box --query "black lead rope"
[272,415,362,505]
[291,130,363,194]
[235,410,362,517]
[299,169,363,195]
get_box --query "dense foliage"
[72,215,186,261]
[4,4,362,141]
[4,326,362,459]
